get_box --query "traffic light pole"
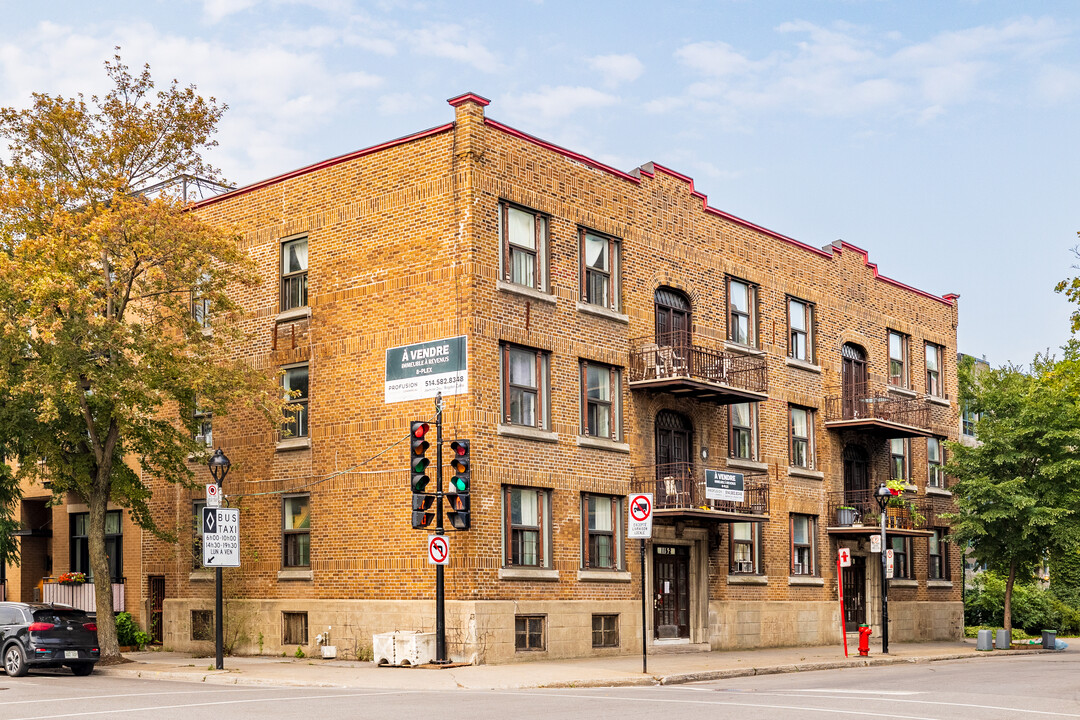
[434,393,446,664]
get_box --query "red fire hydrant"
[858,624,872,656]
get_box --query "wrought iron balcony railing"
[630,461,769,517]
[628,334,768,401]
[823,383,932,436]
[826,489,950,533]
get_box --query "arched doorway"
[654,287,691,348]
[841,343,868,418]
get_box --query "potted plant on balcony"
[883,479,926,528]
[58,571,86,586]
[836,505,858,526]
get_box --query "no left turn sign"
[428,535,449,565]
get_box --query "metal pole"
[640,539,647,674]
[435,394,446,664]
[880,510,889,654]
[215,565,223,669]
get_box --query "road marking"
[0,688,266,706]
[794,689,925,696]
[3,690,408,720]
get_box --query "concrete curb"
[92,666,341,688]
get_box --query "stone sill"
[927,395,951,407]
[575,301,629,324]
[277,569,313,581]
[498,424,559,443]
[788,467,824,481]
[499,567,559,581]
[723,341,766,357]
[887,385,917,398]
[276,436,311,452]
[727,574,767,585]
[497,280,556,304]
[926,486,952,497]
[576,436,630,453]
[784,357,822,374]
[275,306,311,324]
[789,576,825,586]
[904,483,918,492]
[577,569,632,583]
[889,579,918,588]
[189,571,214,582]
[927,579,953,589]
[726,458,768,472]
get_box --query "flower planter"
[836,507,857,526]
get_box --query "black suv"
[0,603,99,676]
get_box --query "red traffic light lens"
[413,422,430,439]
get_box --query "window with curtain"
[281,236,308,311]
[501,203,547,290]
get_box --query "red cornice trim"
[484,118,642,183]
[831,241,957,307]
[193,123,455,209]
[448,92,491,108]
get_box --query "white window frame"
[500,202,548,291]
[789,406,814,469]
[788,297,813,362]
[580,229,621,311]
[580,361,622,440]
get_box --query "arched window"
[655,287,691,347]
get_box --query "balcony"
[42,579,125,614]
[630,462,769,521]
[628,334,768,404]
[823,384,933,438]
[826,490,935,537]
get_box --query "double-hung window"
[581,361,621,439]
[891,536,911,579]
[504,487,551,568]
[890,438,909,482]
[282,364,309,438]
[502,345,549,429]
[581,230,620,310]
[71,511,123,582]
[282,494,310,568]
[929,529,950,580]
[961,402,977,437]
[789,406,814,469]
[730,522,762,575]
[281,236,309,311]
[194,400,212,448]
[730,403,757,460]
[581,494,623,569]
[790,514,816,576]
[889,331,908,387]
[925,343,944,397]
[788,298,812,362]
[191,279,211,328]
[728,278,757,346]
[927,438,944,488]
[501,203,548,290]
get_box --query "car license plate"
[64,650,78,659]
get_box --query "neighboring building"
[5,94,963,661]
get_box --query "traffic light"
[446,439,471,530]
[410,422,435,529]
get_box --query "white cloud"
[409,24,500,73]
[504,86,618,121]
[200,0,259,24]
[1034,64,1080,104]
[588,53,644,87]
[377,92,424,115]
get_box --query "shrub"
[115,612,152,649]
[965,572,1080,634]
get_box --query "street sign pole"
[640,538,647,674]
[880,509,889,654]
[837,554,848,658]
[215,483,223,671]
[627,493,653,675]
[434,393,446,664]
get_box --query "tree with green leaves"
[947,352,1080,632]
[0,56,285,661]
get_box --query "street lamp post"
[208,448,231,671]
[874,482,892,654]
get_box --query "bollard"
[976,629,993,651]
[996,629,1011,650]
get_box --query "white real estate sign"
[202,507,240,568]
[385,336,468,403]
[704,470,744,502]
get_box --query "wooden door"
[655,288,691,349]
[148,576,165,644]
[653,545,690,639]
[655,411,692,505]
[842,556,867,631]
[841,343,868,418]
[843,445,870,497]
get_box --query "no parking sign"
[627,493,653,539]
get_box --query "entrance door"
[148,576,165,644]
[842,555,867,631]
[841,343,868,418]
[655,411,692,507]
[653,545,690,639]
[654,287,691,349]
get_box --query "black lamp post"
[874,481,892,654]
[207,448,231,670]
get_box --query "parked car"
[0,602,99,676]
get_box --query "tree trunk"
[1004,560,1017,633]
[88,474,120,662]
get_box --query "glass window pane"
[589,496,612,531]
[510,388,536,426]
[730,281,748,313]
[284,366,308,400]
[105,511,121,535]
[889,332,903,360]
[587,272,609,305]
[791,408,807,437]
[928,438,940,462]
[585,234,607,270]
[508,207,536,250]
[732,403,750,427]
[508,349,537,388]
[891,438,904,455]
[587,366,610,401]
[284,496,310,530]
[733,522,752,541]
[789,300,806,331]
[511,489,538,526]
[929,531,939,555]
[926,345,939,371]
[74,514,88,536]
[283,238,308,274]
[793,516,809,544]
[510,248,534,287]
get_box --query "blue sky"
[3,1,1078,366]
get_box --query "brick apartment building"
[4,93,962,663]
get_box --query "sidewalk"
[93,639,1059,690]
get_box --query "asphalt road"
[1,652,1078,720]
